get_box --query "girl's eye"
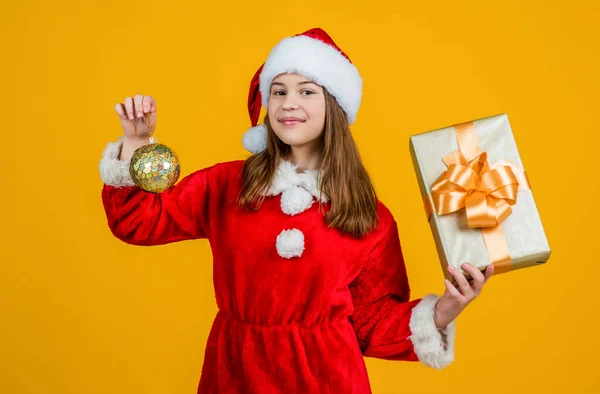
[272,90,315,96]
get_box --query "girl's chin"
[274,129,321,148]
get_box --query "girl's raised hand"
[114,94,156,141]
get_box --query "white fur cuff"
[409,294,456,369]
[99,137,135,187]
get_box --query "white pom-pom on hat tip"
[242,123,268,154]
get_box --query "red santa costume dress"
[99,28,456,394]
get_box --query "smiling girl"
[99,28,493,394]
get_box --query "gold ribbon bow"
[423,121,531,272]
[426,151,521,228]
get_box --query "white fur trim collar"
[261,160,328,203]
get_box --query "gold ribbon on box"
[423,121,531,274]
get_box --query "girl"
[99,28,493,394]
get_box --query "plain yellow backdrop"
[1,0,598,393]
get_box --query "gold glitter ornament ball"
[129,143,181,193]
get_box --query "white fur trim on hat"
[99,137,136,187]
[408,294,456,370]
[242,124,268,154]
[259,35,362,125]
[276,228,305,258]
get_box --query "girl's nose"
[282,95,300,110]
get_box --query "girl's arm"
[99,137,215,246]
[349,211,455,370]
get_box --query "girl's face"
[268,73,326,150]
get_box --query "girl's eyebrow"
[270,81,318,88]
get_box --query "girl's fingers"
[114,103,128,120]
[124,97,134,120]
[444,279,461,298]
[133,94,144,118]
[142,95,155,113]
[462,263,485,293]
[147,110,156,129]
[449,265,472,296]
[483,264,495,283]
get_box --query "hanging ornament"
[129,113,181,193]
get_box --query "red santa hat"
[242,28,363,154]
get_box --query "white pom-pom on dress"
[276,229,305,258]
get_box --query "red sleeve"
[101,169,214,245]
[349,215,421,361]
[349,208,456,369]
[99,137,220,246]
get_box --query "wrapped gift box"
[409,114,551,283]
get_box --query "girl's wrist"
[433,299,449,330]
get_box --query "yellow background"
[2,0,598,393]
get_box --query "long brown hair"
[239,89,379,238]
